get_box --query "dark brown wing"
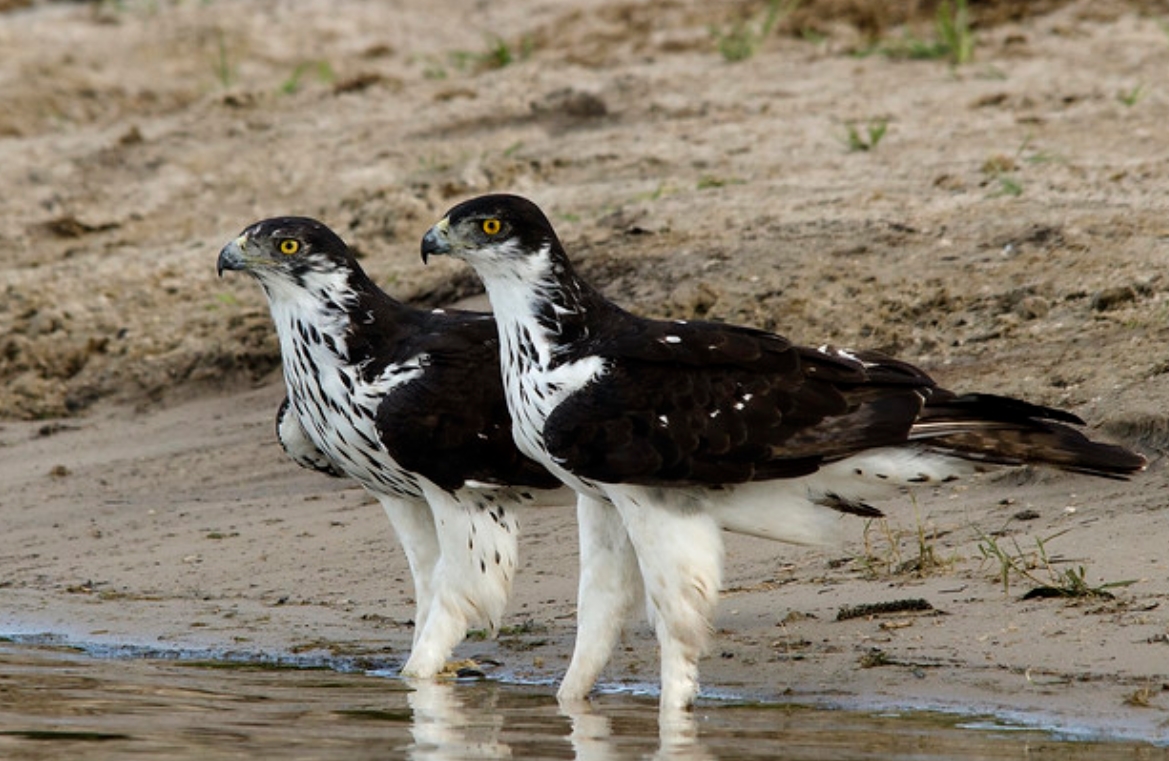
[375,310,560,492]
[544,318,935,486]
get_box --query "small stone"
[1014,295,1049,320]
[1090,286,1137,312]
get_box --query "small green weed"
[935,0,974,65]
[799,28,827,45]
[696,175,745,190]
[983,136,1052,197]
[880,37,948,61]
[413,53,449,80]
[212,28,235,89]
[453,35,534,72]
[280,60,335,95]
[711,0,800,63]
[1117,84,1145,107]
[873,0,974,65]
[482,35,519,68]
[859,503,951,579]
[843,118,888,152]
[498,619,547,636]
[977,529,1136,599]
[633,182,672,203]
[992,175,1023,197]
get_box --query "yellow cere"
[482,219,501,235]
[279,239,300,255]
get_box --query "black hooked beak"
[420,218,451,264]
[217,236,248,277]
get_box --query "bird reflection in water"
[402,679,714,760]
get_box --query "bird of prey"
[421,193,1146,715]
[217,216,562,677]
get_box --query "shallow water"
[0,641,1161,760]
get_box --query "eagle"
[420,193,1146,715]
[217,216,562,677]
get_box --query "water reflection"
[0,642,1163,759]
[564,700,714,761]
[402,678,719,759]
[405,679,511,760]
[565,704,616,760]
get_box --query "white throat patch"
[262,268,423,497]
[468,241,605,486]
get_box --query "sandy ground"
[4,0,1169,744]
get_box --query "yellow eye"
[279,239,300,255]
[482,218,501,235]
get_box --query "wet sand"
[3,382,1167,743]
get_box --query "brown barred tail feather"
[911,393,1146,478]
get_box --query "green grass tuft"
[935,0,974,65]
[696,175,745,190]
[711,0,801,63]
[280,61,335,95]
[869,0,974,66]
[843,118,888,152]
[1117,84,1145,107]
[977,529,1135,599]
[212,28,235,89]
[858,500,953,580]
[453,35,535,72]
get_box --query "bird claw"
[437,658,486,679]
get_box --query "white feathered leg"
[604,486,723,717]
[375,494,440,651]
[402,482,520,677]
[558,494,642,704]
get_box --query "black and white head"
[217,216,358,300]
[420,194,566,281]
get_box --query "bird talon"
[437,658,484,679]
